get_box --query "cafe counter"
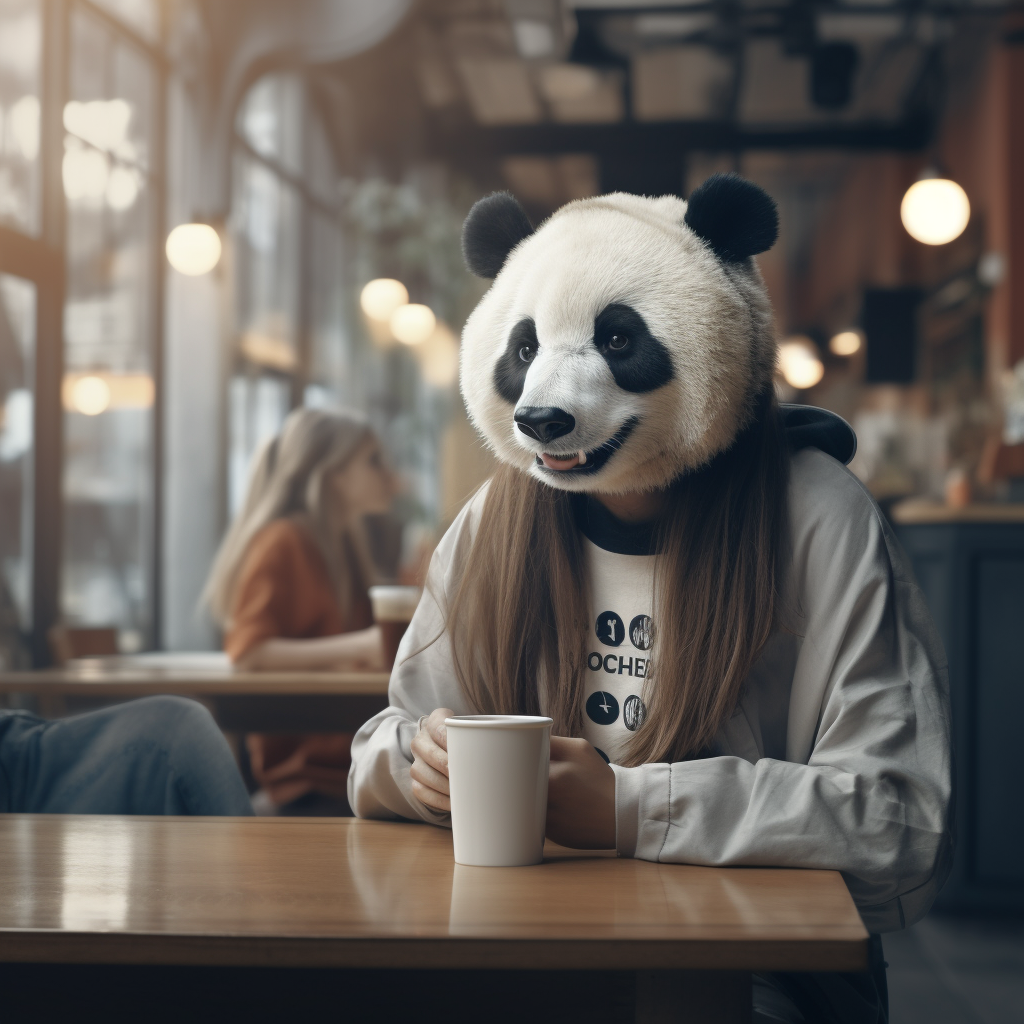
[890,500,1024,914]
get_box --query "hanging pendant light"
[901,168,970,246]
[166,223,222,275]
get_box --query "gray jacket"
[349,447,954,933]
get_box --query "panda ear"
[683,173,778,262]
[462,192,534,278]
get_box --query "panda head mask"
[459,173,780,495]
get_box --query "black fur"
[683,173,778,263]
[462,192,535,278]
[493,317,537,403]
[593,304,675,393]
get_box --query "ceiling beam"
[429,115,932,159]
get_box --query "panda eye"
[607,333,630,352]
[518,345,536,363]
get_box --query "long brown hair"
[203,408,378,627]
[446,390,789,766]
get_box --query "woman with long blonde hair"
[205,407,396,808]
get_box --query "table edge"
[0,676,391,695]
[0,932,870,972]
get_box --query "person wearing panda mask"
[349,174,952,1023]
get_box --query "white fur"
[460,193,776,495]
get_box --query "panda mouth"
[536,418,639,475]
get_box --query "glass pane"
[307,213,350,402]
[88,0,160,44]
[236,74,303,177]
[306,111,337,207]
[0,0,41,234]
[232,151,301,371]
[62,9,155,639]
[67,8,154,171]
[228,374,290,518]
[0,274,35,660]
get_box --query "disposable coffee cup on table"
[444,715,553,867]
[368,585,421,669]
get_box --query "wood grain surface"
[0,816,868,972]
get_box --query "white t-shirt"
[581,541,656,764]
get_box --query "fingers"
[426,707,453,750]
[411,724,450,777]
[408,708,455,813]
[409,707,455,815]
[410,753,451,795]
[411,776,451,812]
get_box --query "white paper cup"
[444,714,553,867]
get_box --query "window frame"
[0,0,168,661]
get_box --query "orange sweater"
[226,518,372,661]
[226,518,373,806]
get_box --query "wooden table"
[0,654,390,732]
[0,815,868,1023]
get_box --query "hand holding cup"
[410,708,453,812]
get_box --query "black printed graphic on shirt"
[586,690,620,726]
[588,652,647,677]
[629,614,653,651]
[596,611,625,647]
[594,747,610,764]
[623,694,647,731]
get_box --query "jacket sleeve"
[347,490,486,824]
[611,455,954,933]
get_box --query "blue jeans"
[0,696,254,816]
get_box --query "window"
[0,0,42,236]
[60,3,161,644]
[232,153,302,376]
[87,0,159,44]
[228,73,320,516]
[0,274,35,641]
[306,212,349,402]
[227,72,468,558]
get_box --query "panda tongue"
[541,452,581,471]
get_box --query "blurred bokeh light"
[165,224,222,276]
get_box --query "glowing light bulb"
[360,279,409,321]
[829,330,862,357]
[70,375,111,416]
[778,338,825,390]
[390,303,436,346]
[166,223,222,275]
[901,177,970,246]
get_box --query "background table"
[0,815,868,1023]
[0,653,390,732]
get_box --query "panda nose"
[514,406,576,444]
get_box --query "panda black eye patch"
[593,304,675,393]
[494,317,537,404]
